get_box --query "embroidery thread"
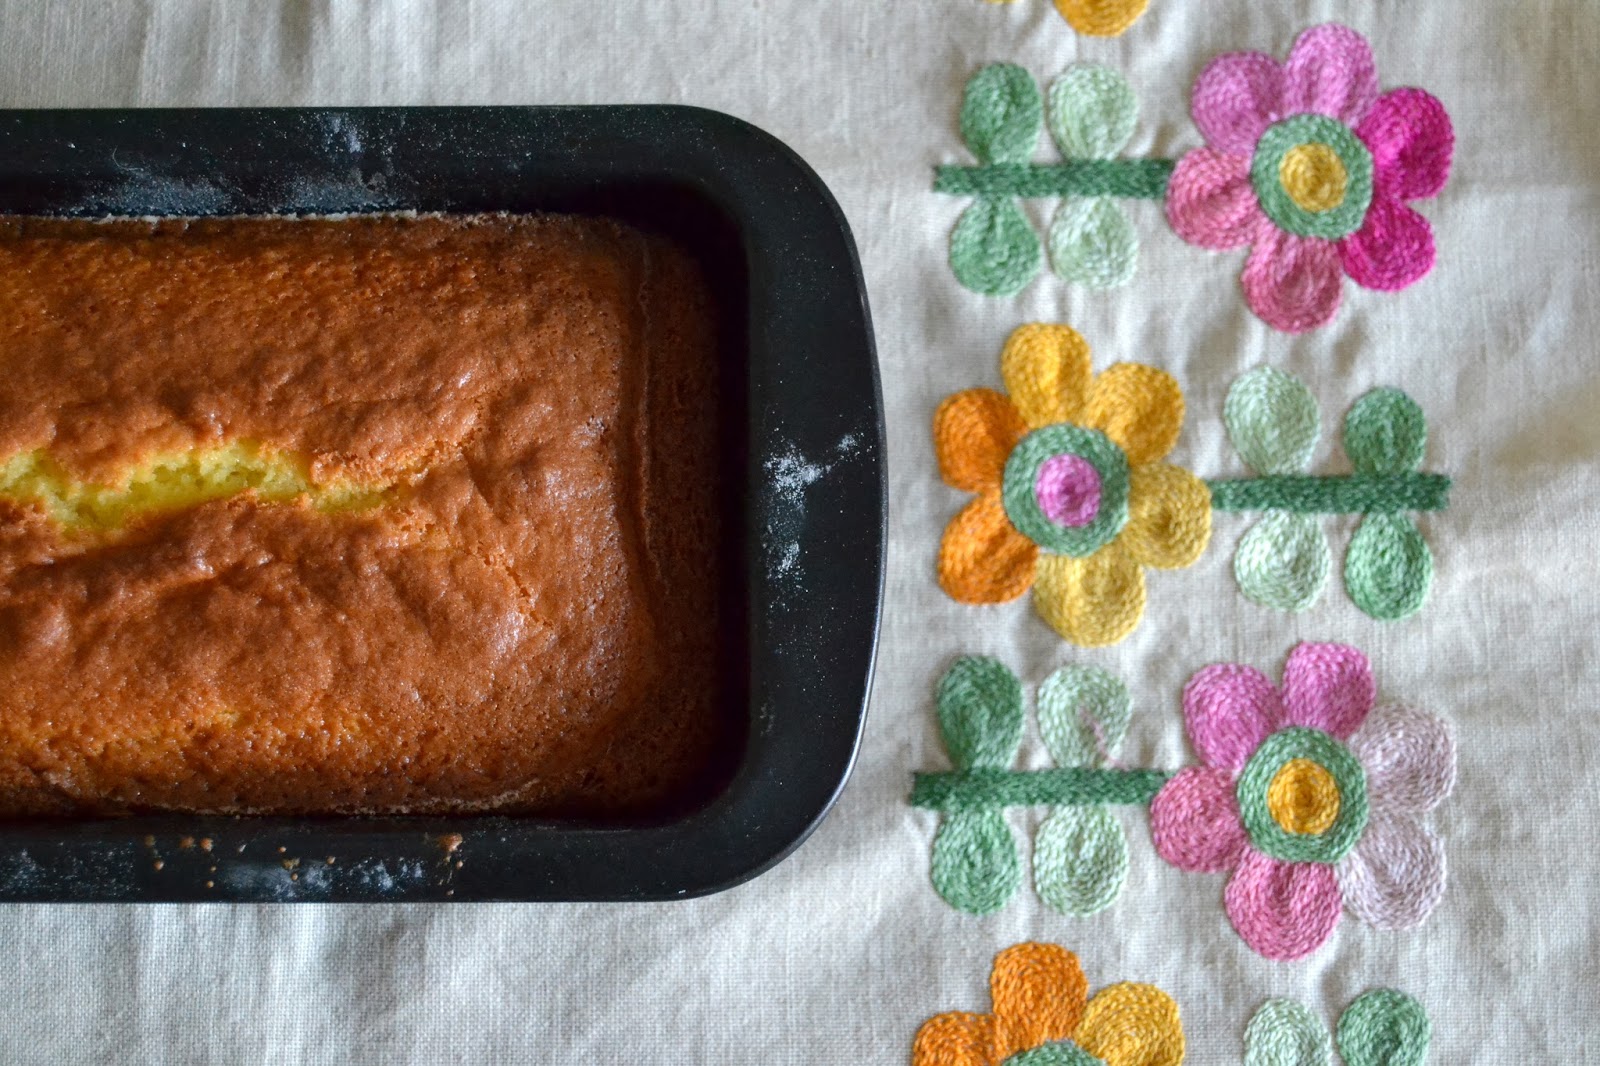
[913,942,1184,1066]
[1245,991,1431,1066]
[936,25,1453,331]
[1150,644,1456,960]
[945,64,1166,295]
[935,329,1450,645]
[1166,25,1454,332]
[981,0,1151,39]
[1214,367,1447,620]
[923,656,1155,915]
[935,324,1211,647]
[913,644,1456,962]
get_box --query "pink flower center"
[1034,454,1101,528]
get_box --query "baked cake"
[0,214,731,816]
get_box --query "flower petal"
[1281,24,1379,126]
[1120,464,1212,570]
[1338,195,1435,292]
[1164,148,1266,251]
[1192,50,1284,158]
[1000,323,1094,429]
[935,388,1028,493]
[1076,983,1185,1066]
[1337,809,1446,930]
[939,493,1039,604]
[1281,642,1374,739]
[1225,851,1343,960]
[1082,364,1185,467]
[1357,88,1454,201]
[1182,664,1283,774]
[1034,545,1145,648]
[1240,227,1344,333]
[1053,0,1149,38]
[990,942,1089,1058]
[1150,766,1248,873]
[913,1011,999,1066]
[1349,704,1456,813]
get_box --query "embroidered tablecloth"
[0,0,1593,1060]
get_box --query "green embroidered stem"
[911,767,1173,812]
[1205,473,1451,514]
[934,160,1176,200]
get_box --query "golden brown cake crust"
[0,214,728,816]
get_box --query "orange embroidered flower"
[984,0,1150,38]
[913,943,1184,1066]
[934,324,1211,647]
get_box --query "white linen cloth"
[0,0,1594,1060]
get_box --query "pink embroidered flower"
[1165,24,1454,332]
[1150,642,1455,961]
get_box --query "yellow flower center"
[1279,143,1348,213]
[1266,758,1341,835]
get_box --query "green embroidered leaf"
[1225,367,1321,475]
[936,656,1024,771]
[1033,807,1128,917]
[1047,64,1137,160]
[1047,198,1138,289]
[1335,990,1430,1066]
[960,63,1042,165]
[1244,999,1334,1066]
[1234,512,1331,612]
[950,197,1043,296]
[1036,664,1131,768]
[930,809,1021,915]
[1345,513,1433,621]
[1344,388,1427,475]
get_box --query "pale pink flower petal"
[1350,704,1456,813]
[1338,809,1447,930]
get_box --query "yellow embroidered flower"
[913,943,1184,1066]
[934,324,1211,647]
[984,0,1150,38]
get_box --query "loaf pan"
[0,106,883,901]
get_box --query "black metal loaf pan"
[0,107,883,901]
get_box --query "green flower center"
[1251,114,1375,240]
[1004,1040,1108,1066]
[1002,424,1130,557]
[1237,727,1369,864]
